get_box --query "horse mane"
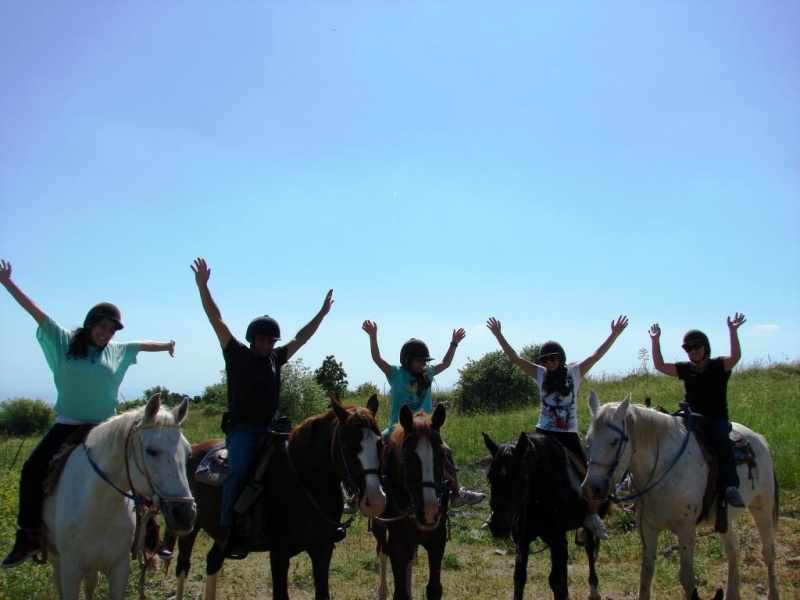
[289,406,338,456]
[600,402,686,447]
[85,403,178,450]
[385,411,435,466]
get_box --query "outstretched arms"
[433,328,466,376]
[191,258,233,349]
[0,260,46,326]
[579,315,629,378]
[284,289,334,361]
[486,317,540,378]
[362,320,392,379]
[139,340,176,356]
[649,323,677,377]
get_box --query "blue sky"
[1,2,798,405]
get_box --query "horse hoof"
[334,528,347,543]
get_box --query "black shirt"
[223,337,289,426]
[676,356,731,420]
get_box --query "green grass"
[1,363,798,599]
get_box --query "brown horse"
[372,403,449,600]
[166,396,386,600]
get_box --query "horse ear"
[431,403,446,430]
[482,432,499,457]
[331,397,349,423]
[144,393,161,421]
[399,404,414,431]
[366,394,379,416]
[588,390,600,417]
[173,397,190,425]
[613,394,631,422]
[513,432,529,458]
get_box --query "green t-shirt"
[37,315,140,423]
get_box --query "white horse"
[581,391,779,600]
[42,394,196,600]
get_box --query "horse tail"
[772,471,779,529]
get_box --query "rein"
[333,423,381,501]
[591,406,694,504]
[284,438,355,531]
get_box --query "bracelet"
[450,342,458,347]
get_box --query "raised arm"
[0,260,46,325]
[284,289,334,361]
[486,317,540,378]
[191,258,232,348]
[579,315,629,378]
[649,323,677,377]
[723,312,746,372]
[139,340,176,356]
[433,328,466,375]
[362,320,392,379]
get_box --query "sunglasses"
[682,342,704,352]
[539,354,560,364]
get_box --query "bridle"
[333,421,381,502]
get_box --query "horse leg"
[389,542,417,600]
[309,544,334,600]
[422,534,445,600]
[57,558,84,600]
[105,559,132,600]
[375,523,390,600]
[547,534,569,600]
[637,519,659,600]
[82,572,99,600]
[674,524,698,600]
[584,532,601,600]
[718,525,742,600]
[749,477,780,600]
[203,571,220,600]
[512,542,530,600]
[270,551,292,600]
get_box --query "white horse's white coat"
[582,391,779,600]
[42,395,194,600]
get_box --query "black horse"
[483,431,602,600]
[372,403,449,600]
[166,396,386,600]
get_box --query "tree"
[314,355,349,399]
[0,397,55,436]
[456,350,540,413]
[280,359,329,424]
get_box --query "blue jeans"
[704,416,740,490]
[221,423,269,528]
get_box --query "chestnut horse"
[167,396,386,600]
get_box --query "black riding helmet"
[246,315,281,343]
[84,302,124,330]
[682,329,710,355]
[538,340,566,365]
[400,338,434,367]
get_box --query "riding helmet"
[682,329,710,355]
[538,340,566,365]
[400,338,434,366]
[246,315,281,343]
[84,302,124,330]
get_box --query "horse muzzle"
[160,498,197,536]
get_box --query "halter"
[333,422,381,500]
[589,406,694,504]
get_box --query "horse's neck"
[84,423,130,492]
[626,408,693,480]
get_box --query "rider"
[648,314,747,508]
[191,258,334,556]
[0,259,176,568]
[486,315,629,539]
[361,320,485,508]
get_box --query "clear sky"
[1,2,798,405]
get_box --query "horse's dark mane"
[289,406,337,456]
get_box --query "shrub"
[278,359,330,424]
[0,397,55,436]
[456,350,539,413]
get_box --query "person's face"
[90,318,119,347]
[539,354,560,372]
[682,342,707,362]
[408,359,428,375]
[251,334,277,357]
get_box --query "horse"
[167,395,386,600]
[372,403,450,600]
[482,431,602,600]
[41,394,196,600]
[581,390,779,600]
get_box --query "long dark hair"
[67,315,111,360]
[542,365,570,397]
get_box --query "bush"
[278,359,330,424]
[456,350,540,413]
[0,397,55,436]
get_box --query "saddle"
[195,442,229,486]
[675,409,757,532]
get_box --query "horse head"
[129,394,196,535]
[388,402,447,530]
[483,431,531,539]
[330,394,386,517]
[581,390,633,503]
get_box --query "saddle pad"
[195,442,229,486]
